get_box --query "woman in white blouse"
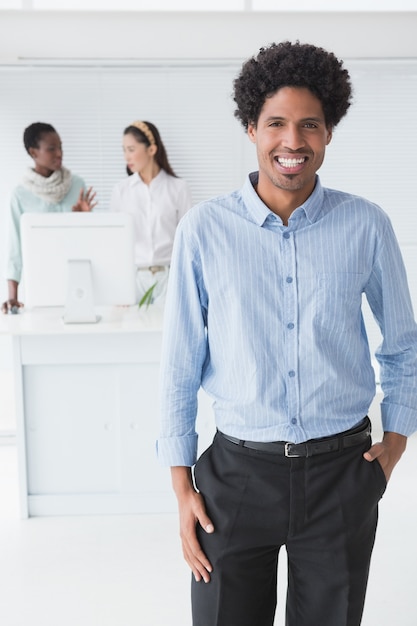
[110,120,192,305]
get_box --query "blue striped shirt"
[157,174,417,467]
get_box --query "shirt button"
[283,232,290,239]
[288,370,295,377]
[291,418,297,425]
[287,323,294,330]
[286,276,293,283]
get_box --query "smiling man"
[157,42,417,626]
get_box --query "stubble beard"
[270,172,306,192]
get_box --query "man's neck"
[255,176,315,226]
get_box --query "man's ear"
[326,127,333,145]
[247,123,257,144]
[28,147,37,159]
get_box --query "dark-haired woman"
[2,122,96,314]
[110,121,192,305]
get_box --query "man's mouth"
[276,156,307,169]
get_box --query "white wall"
[0,10,416,360]
[0,11,417,61]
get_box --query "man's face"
[248,86,332,203]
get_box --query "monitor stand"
[63,259,100,324]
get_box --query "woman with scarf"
[2,122,96,314]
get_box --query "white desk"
[0,306,215,518]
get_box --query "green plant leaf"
[138,282,158,309]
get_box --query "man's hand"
[72,187,97,212]
[363,431,407,482]
[171,466,214,583]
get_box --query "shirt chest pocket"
[315,272,364,333]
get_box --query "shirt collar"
[242,171,325,226]
[128,172,142,187]
[128,169,166,187]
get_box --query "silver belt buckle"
[285,442,301,458]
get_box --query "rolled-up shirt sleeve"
[365,218,417,436]
[157,215,208,466]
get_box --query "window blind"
[0,58,416,359]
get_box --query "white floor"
[1,432,417,626]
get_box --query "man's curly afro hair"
[233,41,352,130]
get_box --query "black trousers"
[192,421,386,626]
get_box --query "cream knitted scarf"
[21,166,73,204]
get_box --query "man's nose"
[282,124,305,150]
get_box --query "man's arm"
[171,466,214,583]
[366,218,417,431]
[157,212,208,467]
[157,213,214,577]
[364,217,417,478]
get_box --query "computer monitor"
[21,212,136,324]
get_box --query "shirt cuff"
[156,433,198,467]
[381,401,417,437]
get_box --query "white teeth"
[278,157,305,168]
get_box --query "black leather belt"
[218,419,371,458]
